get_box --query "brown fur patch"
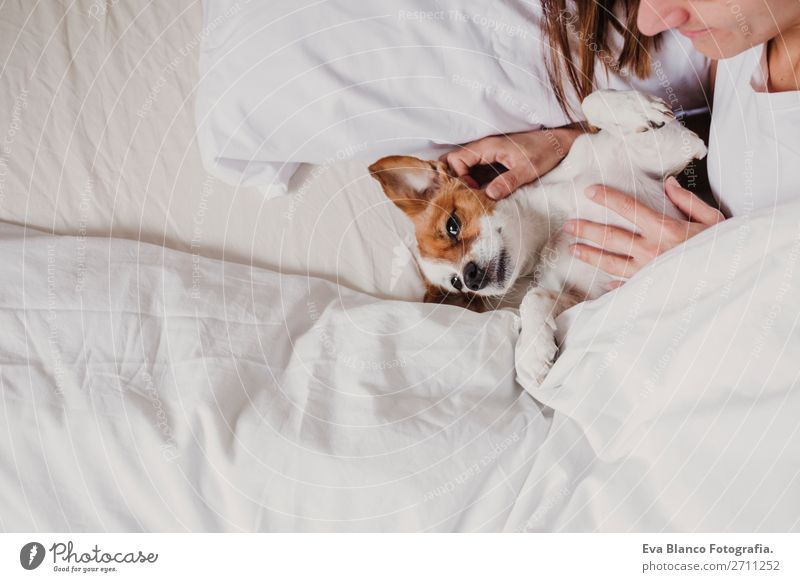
[411,181,495,265]
[369,155,497,310]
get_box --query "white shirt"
[708,44,800,217]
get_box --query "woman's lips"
[679,27,713,39]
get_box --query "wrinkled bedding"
[0,0,424,303]
[517,203,800,531]
[2,201,799,532]
[0,221,542,531]
[0,0,798,532]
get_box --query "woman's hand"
[564,177,725,285]
[442,127,583,199]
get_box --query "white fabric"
[513,201,800,531]
[0,0,425,305]
[0,221,547,532]
[196,0,709,190]
[2,200,800,532]
[708,43,800,217]
[1,0,797,533]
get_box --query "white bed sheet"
[0,0,424,305]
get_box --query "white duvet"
[0,221,542,531]
[517,203,800,531]
[2,200,799,531]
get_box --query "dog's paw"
[582,90,675,135]
[683,130,709,161]
[515,288,559,389]
[519,287,558,332]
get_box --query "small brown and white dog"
[369,90,707,384]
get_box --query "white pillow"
[196,0,708,191]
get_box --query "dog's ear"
[368,156,449,216]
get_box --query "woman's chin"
[690,31,754,60]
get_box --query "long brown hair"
[541,0,661,118]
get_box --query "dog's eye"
[450,275,463,291]
[446,212,461,239]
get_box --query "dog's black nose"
[463,261,488,291]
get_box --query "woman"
[446,0,800,281]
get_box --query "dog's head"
[369,156,527,301]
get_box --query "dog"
[369,90,707,385]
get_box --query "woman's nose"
[637,0,691,36]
